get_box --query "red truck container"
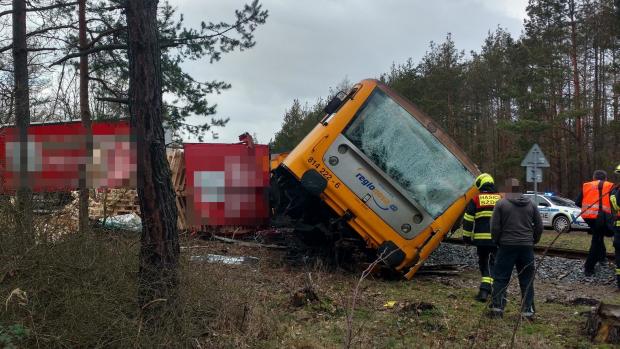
[183,142,270,226]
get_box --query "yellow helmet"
[475,173,494,190]
[615,164,620,174]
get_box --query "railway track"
[443,237,615,261]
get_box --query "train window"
[343,88,475,218]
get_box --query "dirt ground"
[3,229,618,348]
[184,237,620,348]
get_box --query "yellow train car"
[271,79,479,279]
[270,152,289,170]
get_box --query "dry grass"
[0,217,280,348]
[1,209,618,348]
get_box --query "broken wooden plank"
[211,235,288,250]
[586,303,620,344]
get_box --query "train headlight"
[401,223,412,233]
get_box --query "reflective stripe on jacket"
[463,191,501,246]
[612,188,620,227]
[581,180,613,219]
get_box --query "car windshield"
[525,195,549,206]
[343,88,475,218]
[548,196,578,208]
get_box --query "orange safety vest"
[581,180,613,219]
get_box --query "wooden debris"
[167,149,187,230]
[89,188,140,219]
[586,302,620,344]
[400,301,435,315]
[211,235,288,250]
[291,273,319,307]
[70,149,188,230]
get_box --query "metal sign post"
[521,144,550,206]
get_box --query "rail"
[443,237,614,260]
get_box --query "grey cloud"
[170,0,527,143]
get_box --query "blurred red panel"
[184,143,270,227]
[0,120,135,192]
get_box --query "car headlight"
[573,212,585,222]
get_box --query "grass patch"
[0,229,280,348]
[538,230,614,252]
[0,224,615,348]
[452,228,614,253]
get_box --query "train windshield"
[343,88,475,218]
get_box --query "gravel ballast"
[426,242,615,285]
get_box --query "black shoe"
[521,306,535,321]
[475,289,490,303]
[584,269,594,277]
[487,308,503,318]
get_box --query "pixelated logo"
[0,120,136,192]
[184,143,270,227]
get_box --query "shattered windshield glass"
[343,88,475,218]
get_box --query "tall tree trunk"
[126,0,180,310]
[12,0,33,246]
[613,49,619,149]
[569,0,585,183]
[592,44,601,170]
[78,0,92,234]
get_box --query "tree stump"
[586,303,620,344]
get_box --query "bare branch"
[27,24,78,38]
[88,75,122,98]
[96,96,128,104]
[0,1,79,18]
[27,47,63,52]
[49,43,127,67]
[1,44,63,54]
[162,12,259,49]
[87,26,126,48]
[88,4,124,12]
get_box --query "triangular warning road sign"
[520,144,550,167]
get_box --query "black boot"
[475,288,490,302]
[521,305,535,321]
[487,307,503,318]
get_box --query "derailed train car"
[271,79,480,279]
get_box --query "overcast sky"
[170,0,528,144]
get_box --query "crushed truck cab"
[272,79,479,279]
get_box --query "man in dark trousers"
[462,173,501,302]
[575,170,615,276]
[488,193,543,319]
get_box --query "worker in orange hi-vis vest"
[575,170,615,277]
[462,173,501,302]
[611,165,620,288]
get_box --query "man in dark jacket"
[488,194,543,319]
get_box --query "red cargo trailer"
[0,119,135,192]
[183,142,270,227]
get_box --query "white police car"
[523,192,589,233]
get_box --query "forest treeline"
[271,0,620,197]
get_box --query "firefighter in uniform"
[462,173,502,302]
[612,165,620,288]
[575,170,615,276]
